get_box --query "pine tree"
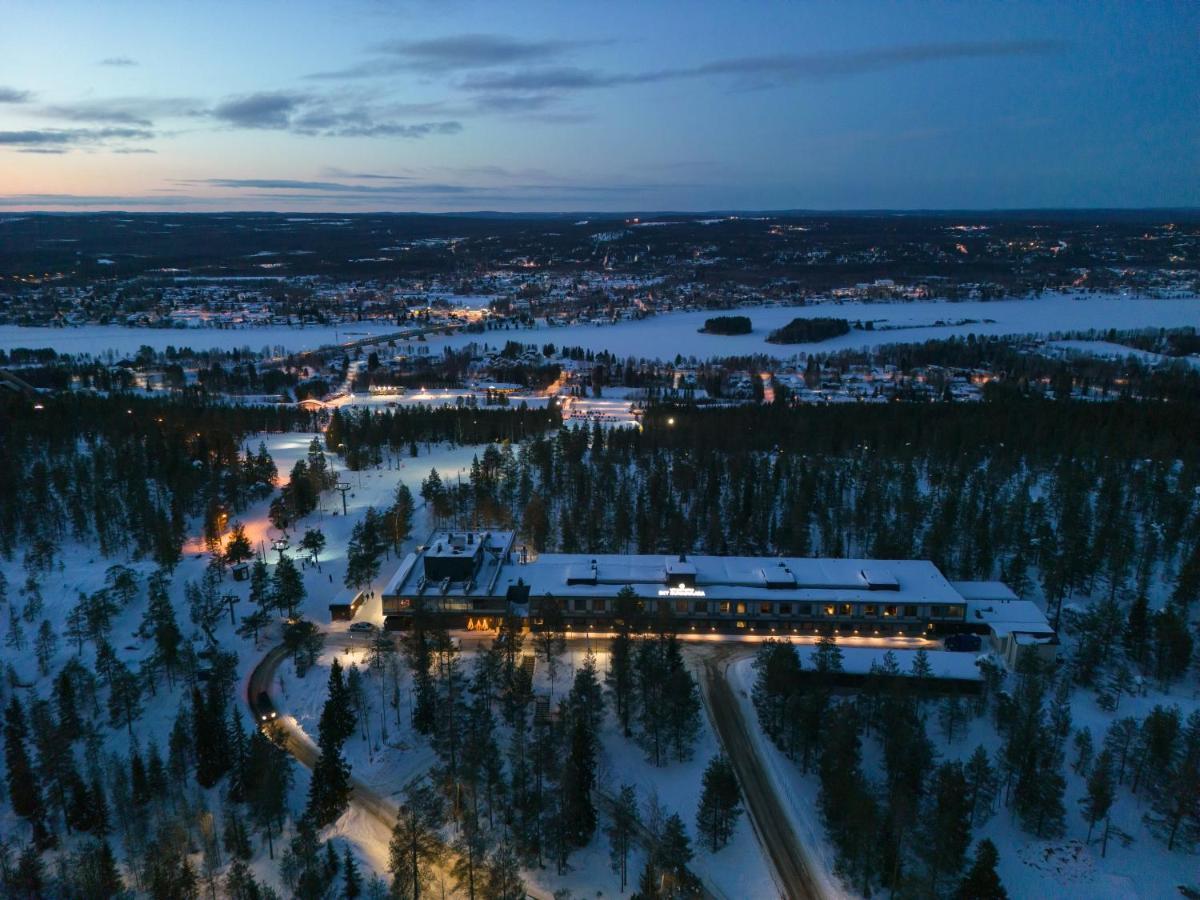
[224,523,254,568]
[1081,748,1114,846]
[562,712,597,847]
[13,844,47,898]
[485,842,526,900]
[920,761,973,891]
[78,839,123,898]
[139,571,183,684]
[954,749,991,832]
[388,483,415,553]
[608,628,636,737]
[33,620,57,676]
[1073,727,1094,776]
[307,738,352,828]
[656,812,698,897]
[4,697,52,848]
[192,681,231,788]
[954,839,1007,900]
[606,783,640,892]
[272,554,305,618]
[246,726,293,858]
[387,783,445,900]
[319,659,358,748]
[300,527,327,567]
[224,858,261,900]
[696,755,741,852]
[632,855,662,900]
[1144,710,1200,851]
[343,844,362,899]
[248,558,273,613]
[107,659,143,735]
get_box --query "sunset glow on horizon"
[1,1,1196,212]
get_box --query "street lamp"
[272,537,290,562]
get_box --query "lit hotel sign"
[657,586,706,597]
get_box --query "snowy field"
[3,293,1197,362]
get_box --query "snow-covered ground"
[279,640,777,899]
[1048,340,1200,368]
[728,651,1200,900]
[0,322,408,357]
[0,432,483,893]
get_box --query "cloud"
[0,193,172,207]
[99,56,138,67]
[0,127,153,149]
[211,92,302,129]
[208,93,461,138]
[39,97,202,127]
[308,33,584,79]
[289,103,461,138]
[461,39,1067,94]
[180,178,474,195]
[320,167,415,181]
[0,86,32,103]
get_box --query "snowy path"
[694,645,829,900]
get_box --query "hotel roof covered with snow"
[378,530,1055,658]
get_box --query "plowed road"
[696,648,825,900]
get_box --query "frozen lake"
[1,293,1196,360]
[437,294,1200,360]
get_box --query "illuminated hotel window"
[736,620,747,629]
[864,604,877,617]
[719,601,732,614]
[883,605,898,617]
[736,601,747,615]
[838,603,853,617]
[824,603,837,616]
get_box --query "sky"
[0,0,1196,212]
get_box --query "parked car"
[944,633,983,652]
[349,621,377,634]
